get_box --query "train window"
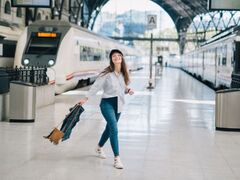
[222,57,227,66]
[0,40,16,57]
[25,33,61,55]
[16,8,22,17]
[36,13,41,20]
[93,55,101,61]
[4,1,11,14]
[80,46,102,61]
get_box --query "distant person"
[78,49,134,169]
[157,55,163,66]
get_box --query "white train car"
[0,22,21,67]
[14,20,142,94]
[165,54,181,68]
[181,27,240,89]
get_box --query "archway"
[93,0,179,57]
[4,0,11,14]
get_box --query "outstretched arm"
[78,75,107,105]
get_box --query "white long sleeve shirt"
[86,72,127,113]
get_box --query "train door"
[214,47,218,87]
[234,42,240,73]
[202,51,205,80]
[215,46,224,88]
[218,45,228,88]
[231,42,240,88]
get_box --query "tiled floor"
[1,67,240,180]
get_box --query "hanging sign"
[147,15,157,29]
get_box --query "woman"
[78,49,134,169]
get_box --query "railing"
[0,66,49,94]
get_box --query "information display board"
[208,0,240,10]
[11,0,51,8]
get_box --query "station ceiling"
[87,0,208,32]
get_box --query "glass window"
[4,1,11,14]
[80,46,103,61]
[222,45,227,66]
[25,33,61,55]
[16,7,22,17]
[36,13,41,20]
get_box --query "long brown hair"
[100,50,130,85]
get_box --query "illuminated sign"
[11,0,51,7]
[37,32,57,38]
[208,0,240,10]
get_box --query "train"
[14,20,143,94]
[181,26,240,89]
[0,21,21,67]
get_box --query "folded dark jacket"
[60,105,84,141]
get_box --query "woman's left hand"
[128,89,134,95]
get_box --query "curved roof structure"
[63,0,209,54]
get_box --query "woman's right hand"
[78,97,88,105]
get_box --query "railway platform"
[1,67,240,180]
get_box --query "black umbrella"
[60,104,85,141]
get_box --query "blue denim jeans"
[98,97,121,156]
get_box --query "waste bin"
[0,69,10,121]
[215,88,240,130]
[9,81,36,123]
[0,93,10,121]
[0,69,10,94]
